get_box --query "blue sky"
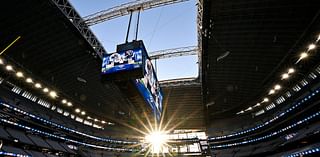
[69,0,198,80]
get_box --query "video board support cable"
[125,10,133,43]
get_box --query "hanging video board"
[134,57,163,121]
[101,40,162,121]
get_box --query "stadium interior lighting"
[35,83,42,88]
[300,52,308,59]
[43,88,49,93]
[245,107,252,111]
[317,34,320,42]
[269,89,275,95]
[236,110,244,114]
[274,84,281,90]
[308,44,316,50]
[26,78,33,83]
[81,111,86,115]
[49,91,57,98]
[75,108,81,113]
[263,98,269,102]
[5,65,13,71]
[288,68,295,74]
[282,73,289,79]
[16,71,24,78]
[94,118,98,122]
[101,120,106,124]
[62,99,67,104]
[145,131,168,154]
[0,58,4,64]
[67,102,73,107]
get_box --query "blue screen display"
[101,49,143,74]
[134,59,163,121]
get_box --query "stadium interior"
[0,0,319,156]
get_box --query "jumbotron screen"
[101,48,143,75]
[134,58,163,121]
[101,40,162,121]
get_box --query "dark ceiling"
[0,0,131,130]
[202,0,320,121]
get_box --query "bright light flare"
[67,102,73,107]
[26,78,33,83]
[274,84,281,90]
[300,52,308,59]
[49,91,57,98]
[16,71,24,78]
[288,68,295,74]
[282,73,289,80]
[6,65,13,71]
[245,107,252,111]
[75,108,81,113]
[308,44,316,51]
[35,83,42,88]
[145,131,168,154]
[43,88,49,93]
[62,99,67,104]
[269,89,275,95]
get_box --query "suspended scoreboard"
[101,40,162,121]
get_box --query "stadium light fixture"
[300,52,308,59]
[274,84,281,90]
[75,108,81,113]
[35,83,42,88]
[5,65,13,71]
[101,120,106,124]
[0,58,4,65]
[245,107,252,111]
[308,44,316,51]
[67,102,73,107]
[282,73,289,79]
[16,71,24,78]
[49,91,57,98]
[263,98,269,102]
[43,88,49,93]
[81,111,86,115]
[237,110,244,114]
[61,99,67,104]
[288,68,295,74]
[26,78,33,83]
[269,89,275,95]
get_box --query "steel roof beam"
[84,0,189,26]
[149,46,198,60]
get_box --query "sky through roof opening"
[69,0,198,81]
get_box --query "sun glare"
[145,131,168,154]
